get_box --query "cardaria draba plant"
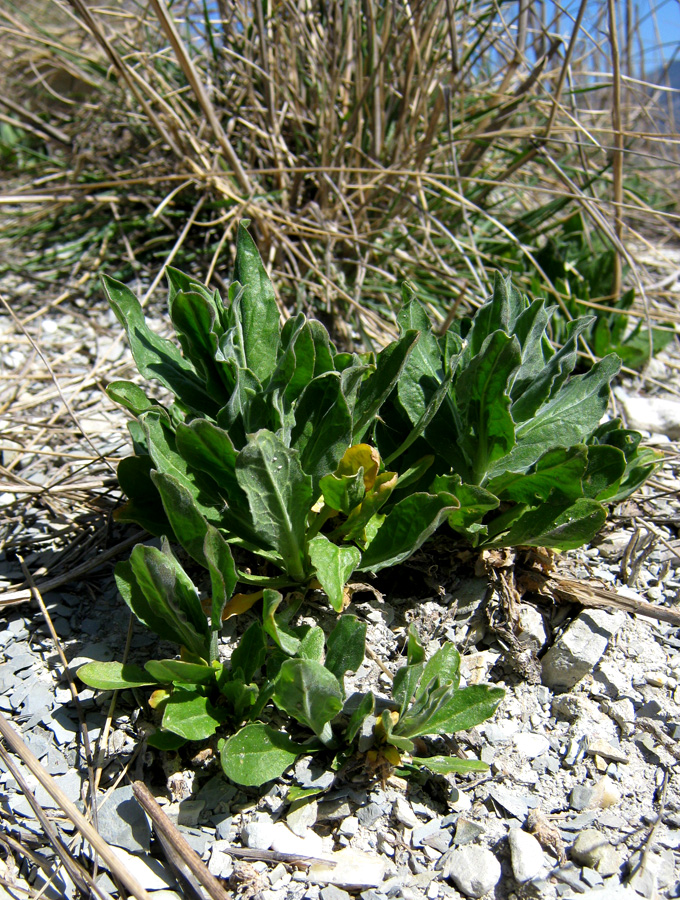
[373,274,660,550]
[102,223,460,610]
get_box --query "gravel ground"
[1,277,680,900]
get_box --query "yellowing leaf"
[220,590,264,620]
[336,444,381,491]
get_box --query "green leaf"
[106,381,166,418]
[511,314,592,422]
[393,663,425,719]
[233,223,280,382]
[290,374,353,491]
[308,535,362,612]
[151,471,212,566]
[220,723,305,786]
[455,330,520,483]
[325,616,367,685]
[203,525,238,662]
[288,785,327,803]
[297,625,325,662]
[142,412,222,525]
[102,274,217,415]
[359,492,458,573]
[417,644,461,698]
[77,662,156,691]
[115,455,175,538]
[146,731,187,750]
[269,314,316,403]
[354,330,420,441]
[230,621,267,683]
[162,689,222,741]
[319,470,365,514]
[397,286,445,427]
[430,474,499,536]
[144,659,215,685]
[262,589,301,656]
[582,444,627,499]
[345,693,374,743]
[174,420,262,547]
[504,354,621,474]
[170,290,228,401]
[125,543,209,659]
[236,431,313,582]
[166,266,219,308]
[272,659,344,736]
[396,684,504,738]
[486,446,588,503]
[411,755,489,775]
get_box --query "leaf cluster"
[373,273,661,550]
[79,610,503,786]
[103,223,458,606]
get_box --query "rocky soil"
[1,279,680,900]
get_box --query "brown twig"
[0,713,152,900]
[132,782,232,900]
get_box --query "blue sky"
[542,0,679,71]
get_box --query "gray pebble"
[453,818,485,846]
[96,785,151,852]
[320,887,352,900]
[570,784,596,811]
[541,611,625,691]
[358,802,384,827]
[508,827,548,883]
[241,816,276,850]
[571,830,623,876]
[444,846,501,898]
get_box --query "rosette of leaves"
[220,621,504,787]
[374,274,660,550]
[102,223,459,608]
[78,581,503,781]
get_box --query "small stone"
[241,816,276,850]
[271,822,324,857]
[581,867,604,888]
[393,796,420,828]
[512,732,550,759]
[541,610,625,691]
[308,847,387,888]
[563,736,587,768]
[177,799,204,827]
[338,815,359,837]
[486,785,533,820]
[453,818,485,846]
[287,799,318,836]
[586,739,629,765]
[615,391,680,439]
[517,604,548,650]
[320,887,351,900]
[553,862,585,893]
[412,819,443,848]
[571,829,623,876]
[358,803,384,827]
[483,721,517,744]
[96,785,151,852]
[444,846,501,898]
[107,846,176,890]
[507,828,548,883]
[295,758,335,791]
[570,785,595,811]
[591,776,621,809]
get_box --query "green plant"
[530,213,674,370]
[103,223,460,608]
[79,599,503,785]
[374,273,661,550]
